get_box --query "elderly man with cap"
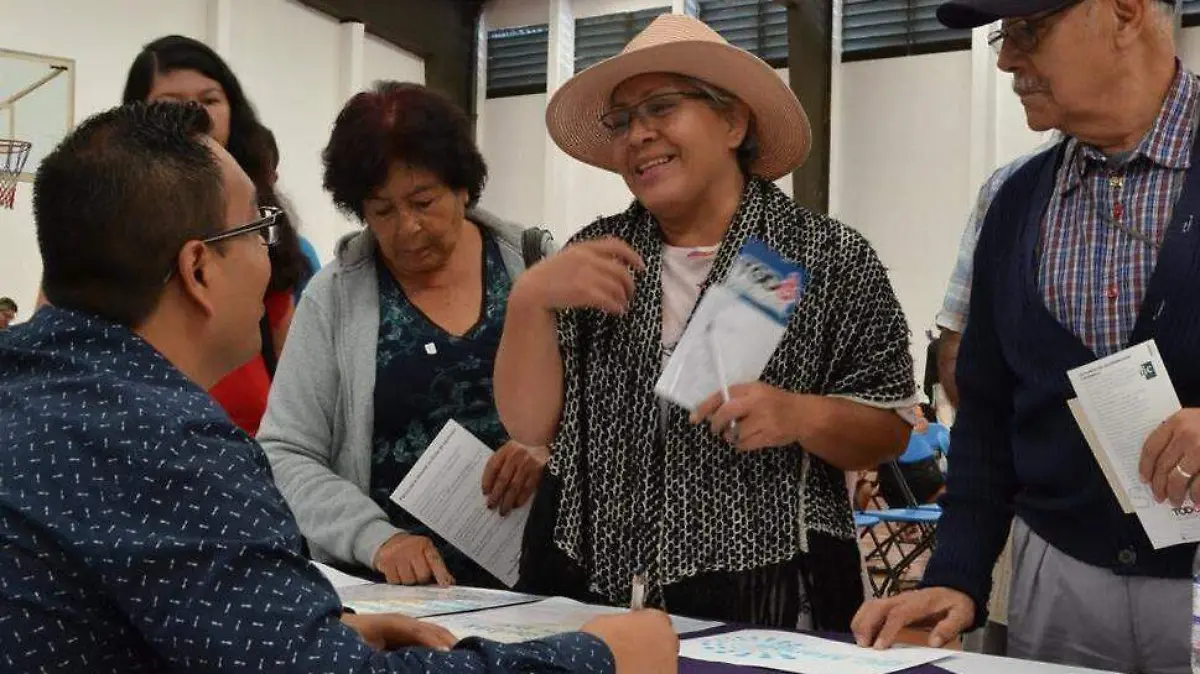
[495,14,916,631]
[853,0,1199,671]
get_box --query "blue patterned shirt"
[0,307,614,674]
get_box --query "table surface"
[679,655,1114,674]
[934,650,1117,674]
[322,568,1117,674]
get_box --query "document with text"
[678,629,949,674]
[428,597,721,643]
[336,583,537,617]
[1067,340,1200,548]
[312,561,372,589]
[390,420,529,586]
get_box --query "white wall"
[226,0,349,265]
[0,0,424,319]
[1179,26,1200,72]
[479,93,548,227]
[364,34,425,87]
[486,0,554,31]
[832,50,974,371]
[574,0,667,19]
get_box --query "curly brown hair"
[322,81,487,220]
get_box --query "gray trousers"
[1008,519,1191,674]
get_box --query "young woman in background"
[122,35,308,434]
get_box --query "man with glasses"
[854,1,1197,672]
[0,101,677,673]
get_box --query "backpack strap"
[522,227,551,267]
[260,315,277,379]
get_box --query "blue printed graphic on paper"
[724,238,809,325]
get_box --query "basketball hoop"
[0,139,32,209]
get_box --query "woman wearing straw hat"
[495,14,917,631]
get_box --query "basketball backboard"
[0,48,74,183]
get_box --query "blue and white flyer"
[655,238,807,412]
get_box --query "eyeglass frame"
[986,0,1084,54]
[200,205,283,246]
[599,90,718,137]
[161,205,282,285]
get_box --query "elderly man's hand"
[1139,408,1200,506]
[851,587,974,650]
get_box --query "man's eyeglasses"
[201,206,283,246]
[600,91,713,136]
[161,206,282,285]
[987,0,1083,54]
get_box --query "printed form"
[390,420,529,586]
[1067,340,1200,548]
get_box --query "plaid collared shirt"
[1039,66,1200,357]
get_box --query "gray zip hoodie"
[258,209,552,568]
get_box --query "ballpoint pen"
[707,324,739,443]
[631,572,646,611]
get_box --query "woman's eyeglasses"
[600,91,713,136]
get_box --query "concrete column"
[543,0,575,232]
[205,0,232,55]
[787,0,832,211]
[672,0,699,16]
[337,20,366,103]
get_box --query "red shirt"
[209,290,292,435]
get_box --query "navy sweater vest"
[921,137,1200,625]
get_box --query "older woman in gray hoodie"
[258,82,553,588]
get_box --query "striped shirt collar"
[1059,62,1200,194]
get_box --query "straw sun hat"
[544,13,810,181]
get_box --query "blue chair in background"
[857,458,944,597]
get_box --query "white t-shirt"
[657,243,718,436]
[660,243,719,357]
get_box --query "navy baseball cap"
[937,0,1172,29]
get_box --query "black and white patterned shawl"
[548,178,916,604]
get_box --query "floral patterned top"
[369,229,512,588]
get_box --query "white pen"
[631,573,646,611]
[707,325,739,442]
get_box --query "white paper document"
[1067,340,1200,548]
[428,597,721,643]
[312,561,373,589]
[390,420,529,586]
[336,583,537,617]
[1066,399,1134,514]
[679,630,949,674]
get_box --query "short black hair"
[123,35,307,295]
[322,81,488,220]
[0,297,16,313]
[34,101,224,327]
